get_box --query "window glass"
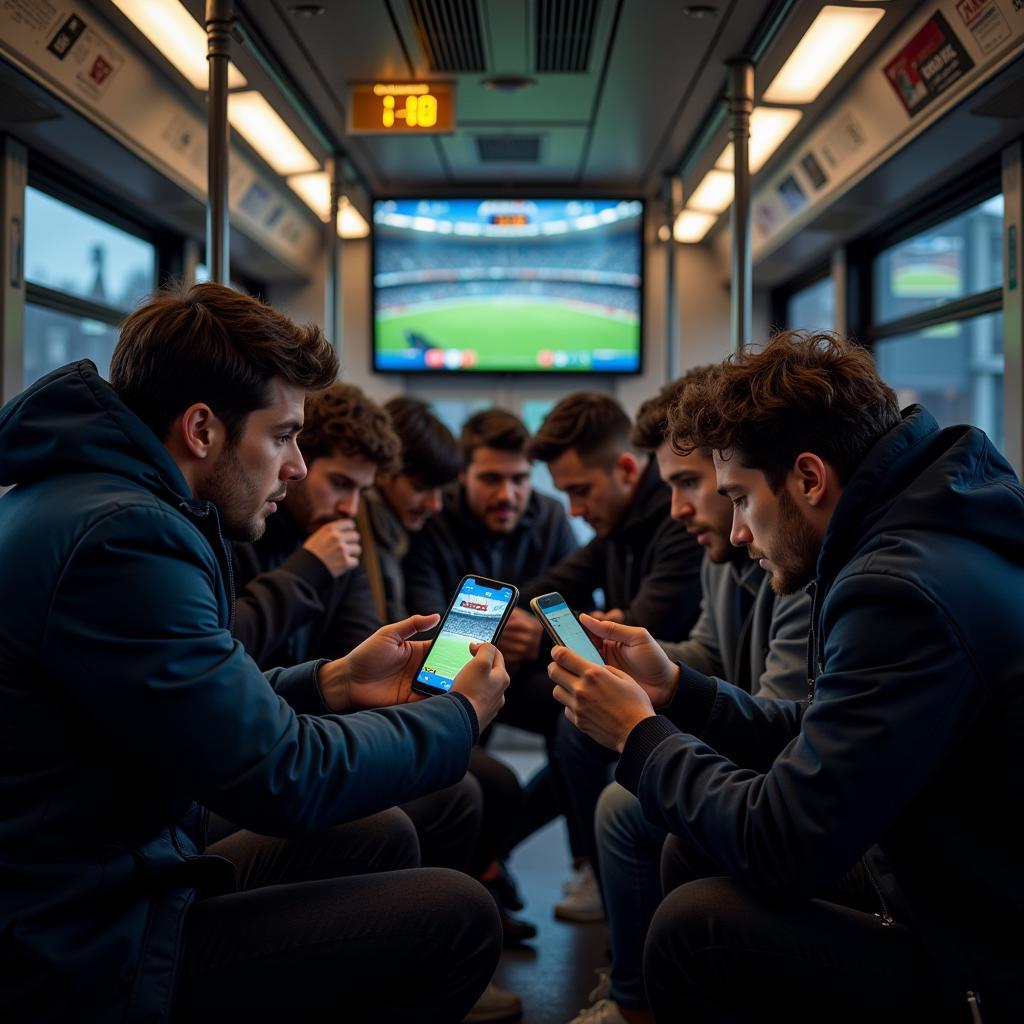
[874,310,1004,451]
[873,195,1003,324]
[25,187,156,313]
[786,276,834,333]
[24,303,120,386]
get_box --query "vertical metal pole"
[0,136,27,403]
[726,59,753,352]
[664,174,681,382]
[325,155,340,350]
[830,246,847,336]
[205,0,233,285]
[1002,140,1022,476]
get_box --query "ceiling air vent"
[408,0,486,73]
[536,0,600,73]
[476,135,542,163]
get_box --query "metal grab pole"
[726,59,753,351]
[325,155,341,360]
[665,173,682,382]
[206,0,233,285]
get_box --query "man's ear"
[177,403,223,460]
[616,451,641,487]
[792,452,828,507]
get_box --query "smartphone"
[529,592,604,665]
[413,575,519,696]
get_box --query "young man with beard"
[0,283,509,1024]
[521,392,703,918]
[563,369,810,1024]
[548,332,1024,1023]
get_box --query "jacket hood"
[817,405,1024,594]
[0,360,190,501]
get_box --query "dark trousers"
[176,807,501,1023]
[644,835,944,1023]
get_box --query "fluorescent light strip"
[688,169,734,214]
[716,107,803,174]
[287,171,331,220]
[110,0,246,89]
[228,92,320,176]
[764,6,885,104]
[673,209,716,243]
[338,198,370,239]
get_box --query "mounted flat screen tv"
[372,198,643,373]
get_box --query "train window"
[23,305,120,390]
[786,276,835,333]
[875,310,1004,452]
[872,195,1003,325]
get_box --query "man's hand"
[452,643,510,732]
[498,608,543,664]
[302,519,362,578]
[317,613,440,711]
[589,608,625,624]
[548,646,655,752]
[578,614,681,709]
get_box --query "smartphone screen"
[416,577,517,694]
[532,593,604,665]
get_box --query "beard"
[765,488,820,595]
[199,443,266,543]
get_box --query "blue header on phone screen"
[417,578,514,692]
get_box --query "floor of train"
[490,728,608,1024]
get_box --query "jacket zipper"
[181,499,236,633]
[966,991,984,1024]
[804,582,818,704]
[861,857,895,928]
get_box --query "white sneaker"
[567,998,629,1024]
[463,982,522,1023]
[554,864,605,922]
[561,862,592,895]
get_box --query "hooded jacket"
[0,362,478,1024]
[615,407,1024,1020]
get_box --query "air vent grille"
[476,135,542,163]
[409,0,486,72]
[536,0,599,72]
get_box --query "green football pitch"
[421,631,476,684]
[376,300,638,370]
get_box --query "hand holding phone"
[529,593,604,665]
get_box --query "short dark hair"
[460,408,530,468]
[299,382,401,474]
[669,330,901,491]
[110,281,337,443]
[631,366,715,453]
[385,397,460,486]
[527,392,632,467]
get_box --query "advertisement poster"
[956,0,1012,55]
[883,11,975,117]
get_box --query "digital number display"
[490,214,529,225]
[350,82,455,135]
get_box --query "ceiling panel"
[438,123,589,182]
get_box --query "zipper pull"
[966,991,983,1024]
[873,911,895,928]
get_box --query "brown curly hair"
[299,382,401,474]
[631,366,716,453]
[669,331,900,492]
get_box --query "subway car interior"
[1,0,1023,1022]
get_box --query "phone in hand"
[529,592,604,665]
[413,575,519,696]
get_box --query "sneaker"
[500,909,538,947]
[561,862,592,895]
[483,862,525,912]
[567,998,629,1024]
[554,864,605,922]
[464,982,523,1023]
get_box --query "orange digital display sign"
[349,82,455,135]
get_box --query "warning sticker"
[46,11,85,59]
[884,12,975,117]
[956,0,1012,55]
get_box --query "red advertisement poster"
[884,11,975,117]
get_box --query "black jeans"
[175,807,501,1023]
[643,835,944,1023]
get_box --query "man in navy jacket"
[0,283,508,1024]
[549,331,1024,1023]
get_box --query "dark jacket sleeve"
[314,564,383,660]
[232,545,335,664]
[622,519,703,640]
[615,571,981,896]
[41,506,475,837]
[403,523,454,618]
[519,536,606,610]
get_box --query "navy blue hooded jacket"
[616,407,1024,1020]
[0,362,479,1023]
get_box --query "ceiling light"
[716,107,803,173]
[110,0,246,90]
[688,169,734,214]
[338,198,370,239]
[287,171,330,219]
[228,91,320,176]
[673,209,715,243]
[764,5,885,104]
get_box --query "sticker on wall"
[956,0,1012,56]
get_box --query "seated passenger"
[564,367,810,1024]
[550,331,1024,1023]
[0,283,508,1024]
[521,391,703,918]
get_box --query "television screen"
[372,198,643,373]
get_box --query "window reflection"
[786,276,834,333]
[24,304,120,386]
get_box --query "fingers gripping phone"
[413,575,519,696]
[530,592,604,665]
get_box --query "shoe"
[484,862,525,912]
[463,982,523,1023]
[561,862,591,895]
[500,909,538,947]
[588,968,610,1003]
[554,863,605,922]
[567,998,629,1024]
